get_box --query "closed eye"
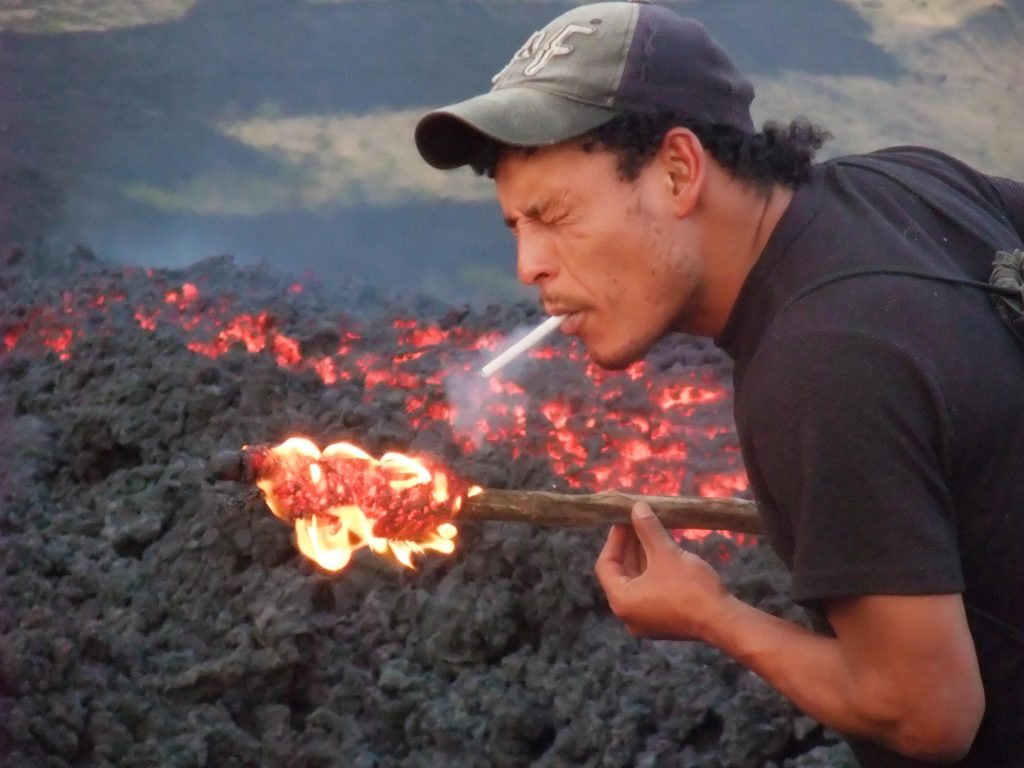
[502,192,574,234]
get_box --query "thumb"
[630,502,673,553]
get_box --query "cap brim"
[415,87,620,170]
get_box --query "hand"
[595,501,730,640]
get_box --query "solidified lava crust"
[0,247,855,767]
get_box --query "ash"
[0,246,856,768]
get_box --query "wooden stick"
[208,449,761,535]
[460,489,761,534]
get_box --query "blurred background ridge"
[1,0,1021,304]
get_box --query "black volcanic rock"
[0,248,856,767]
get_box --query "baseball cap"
[415,0,755,170]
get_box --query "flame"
[251,437,480,572]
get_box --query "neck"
[752,185,786,257]
[696,174,794,336]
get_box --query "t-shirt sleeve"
[739,329,964,606]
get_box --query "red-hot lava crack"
[2,250,748,502]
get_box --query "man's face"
[495,143,702,370]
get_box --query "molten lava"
[249,437,481,572]
[3,271,750,528]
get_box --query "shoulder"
[830,145,976,179]
[825,146,1011,211]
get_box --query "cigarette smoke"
[445,323,562,442]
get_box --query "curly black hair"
[471,112,832,192]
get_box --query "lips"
[543,300,586,335]
[556,309,584,336]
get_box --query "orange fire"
[249,437,481,572]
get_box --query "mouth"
[543,298,587,335]
[555,309,585,336]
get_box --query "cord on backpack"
[990,249,1024,348]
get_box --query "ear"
[657,127,706,218]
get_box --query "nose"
[516,233,558,286]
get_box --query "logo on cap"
[492,23,596,83]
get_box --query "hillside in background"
[1,0,1022,303]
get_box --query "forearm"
[705,597,880,738]
[702,595,978,761]
[595,509,982,760]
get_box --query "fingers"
[596,505,677,604]
[622,527,646,576]
[595,524,630,589]
[630,502,675,555]
[596,504,724,642]
[600,523,629,564]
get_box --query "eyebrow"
[503,200,553,230]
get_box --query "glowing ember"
[658,384,723,408]
[41,326,74,360]
[249,437,481,572]
[165,282,199,308]
[698,471,750,499]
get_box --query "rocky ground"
[0,247,858,767]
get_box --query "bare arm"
[713,590,983,761]
[595,503,985,762]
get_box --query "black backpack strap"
[779,264,1020,317]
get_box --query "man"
[413,2,1024,765]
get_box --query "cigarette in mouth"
[481,315,566,378]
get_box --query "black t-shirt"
[715,147,1024,767]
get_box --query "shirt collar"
[714,168,825,361]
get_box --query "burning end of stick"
[235,438,482,572]
[212,439,761,574]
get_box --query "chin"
[587,337,650,371]
[589,355,631,371]
[581,315,666,370]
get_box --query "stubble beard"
[591,188,705,368]
[590,338,649,371]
